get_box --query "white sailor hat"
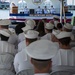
[0,19,11,25]
[22,19,36,32]
[0,29,11,37]
[53,15,60,19]
[26,40,58,60]
[25,19,36,26]
[64,23,73,30]
[24,30,39,39]
[22,25,32,32]
[45,23,54,29]
[52,30,60,36]
[55,31,73,39]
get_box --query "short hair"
[57,23,62,29]
[31,58,51,70]
[15,22,26,35]
[58,37,71,46]
[64,28,72,32]
[1,25,9,29]
[26,38,37,44]
[36,21,45,37]
[0,34,9,41]
[45,29,52,33]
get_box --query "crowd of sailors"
[0,16,75,75]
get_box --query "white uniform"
[0,53,14,70]
[0,70,15,75]
[41,33,51,40]
[52,48,75,66]
[44,9,48,14]
[0,41,16,55]
[14,49,33,73]
[34,73,50,75]
[18,40,26,52]
[24,8,29,14]
[36,8,42,14]
[8,33,18,49]
[18,33,25,43]
[50,8,55,14]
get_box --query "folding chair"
[17,69,34,75]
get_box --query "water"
[0,10,75,19]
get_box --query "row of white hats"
[0,29,39,39]
[0,19,73,30]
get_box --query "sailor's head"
[22,19,36,32]
[24,30,39,46]
[55,31,73,46]
[0,29,11,41]
[25,6,27,8]
[44,6,47,8]
[0,19,11,29]
[26,40,58,72]
[38,6,40,8]
[63,23,73,32]
[45,22,54,33]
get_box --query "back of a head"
[57,23,62,30]
[0,29,11,41]
[36,21,45,37]
[55,31,72,46]
[15,22,26,35]
[26,40,59,72]
[63,23,73,32]
[24,30,39,45]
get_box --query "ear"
[31,58,33,64]
[48,60,52,67]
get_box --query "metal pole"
[60,0,63,23]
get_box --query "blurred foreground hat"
[0,19,11,25]
[26,40,58,60]
[0,29,11,37]
[24,30,39,39]
[45,23,54,29]
[64,23,73,30]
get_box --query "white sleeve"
[13,55,19,73]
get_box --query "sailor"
[24,6,29,14]
[0,19,18,49]
[14,30,39,74]
[56,23,63,31]
[25,40,58,75]
[50,5,56,14]
[53,15,60,29]
[63,23,74,40]
[41,22,54,40]
[52,31,75,66]
[63,23,73,32]
[43,6,48,14]
[35,6,42,14]
[18,19,36,52]
[0,29,16,55]
[0,29,15,71]
[0,19,11,30]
